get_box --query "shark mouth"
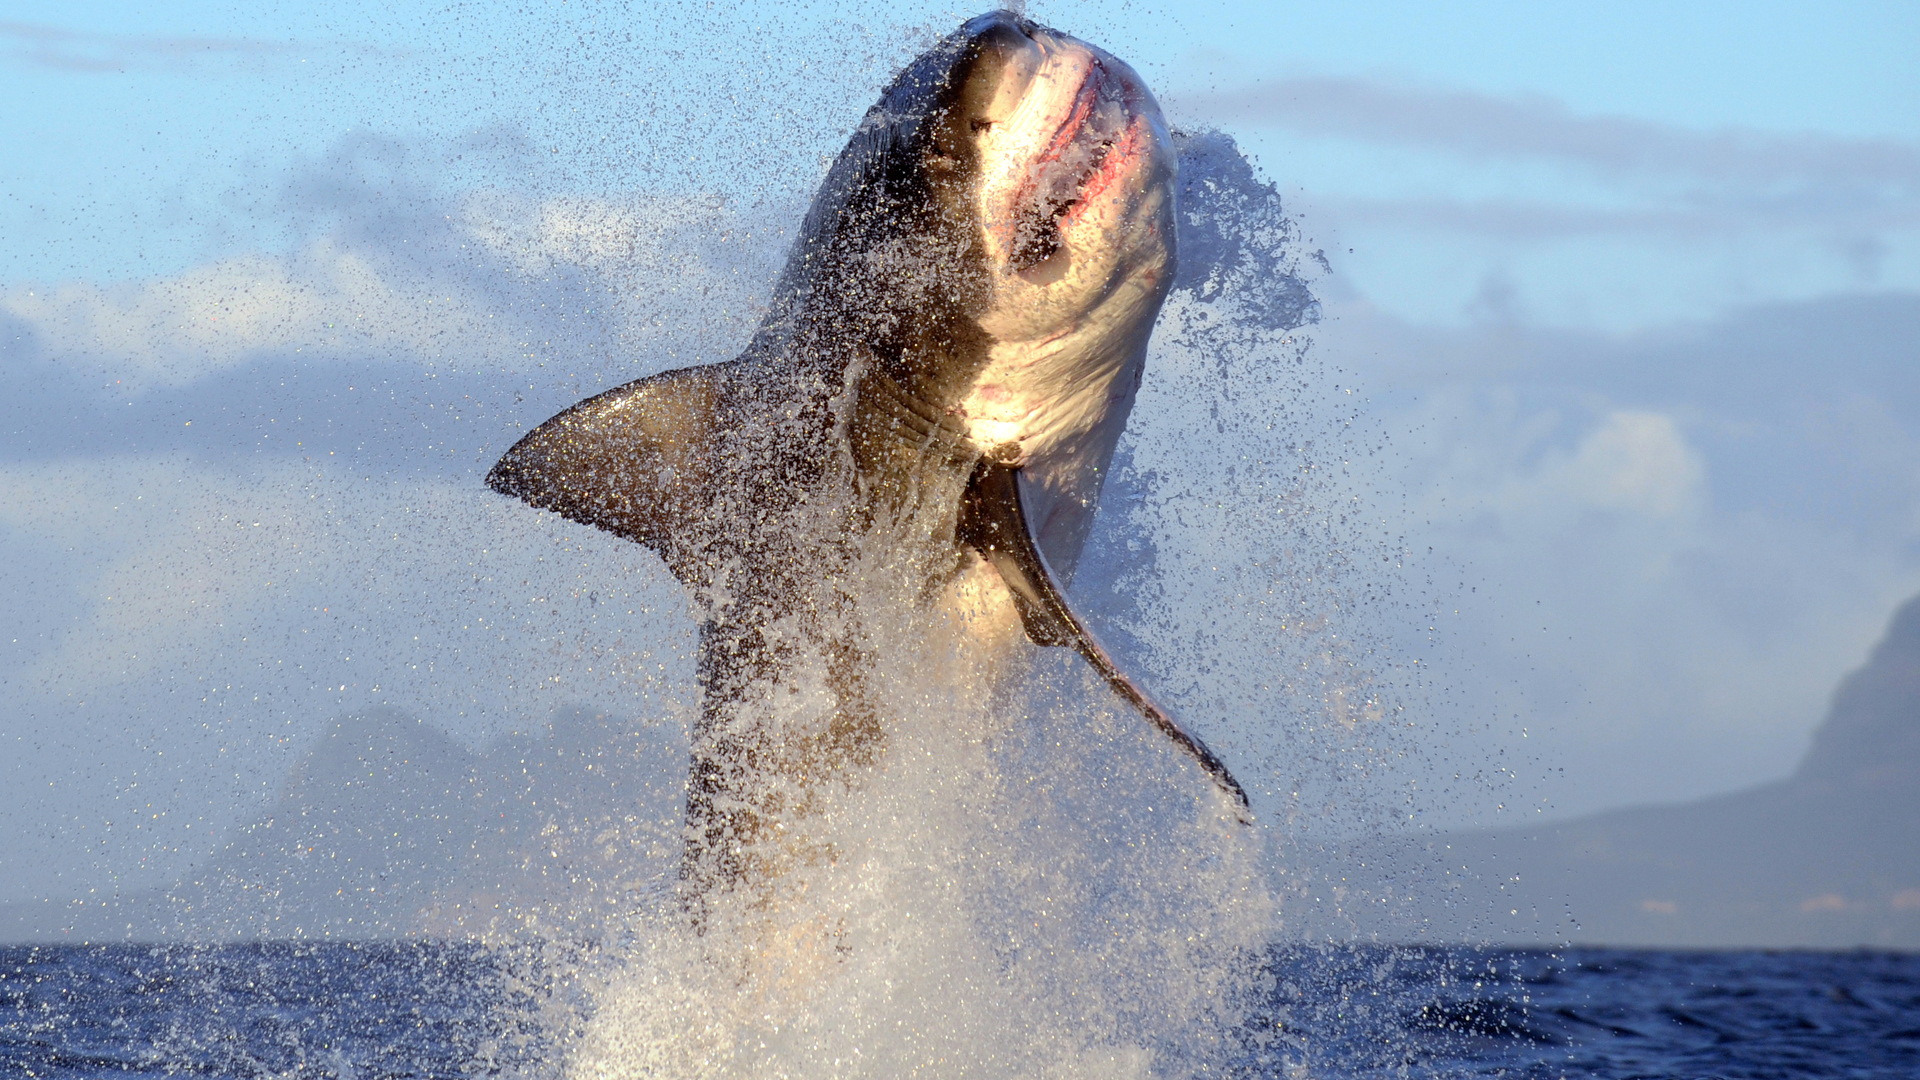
[1005,57,1144,275]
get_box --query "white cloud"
[1314,296,1920,821]
[0,20,395,74]
[1519,410,1705,520]
[0,188,776,393]
[0,168,773,901]
[3,244,507,389]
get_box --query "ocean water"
[4,942,1914,1079]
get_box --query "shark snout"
[960,10,1042,55]
[964,24,1143,271]
[954,10,1048,126]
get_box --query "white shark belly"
[956,286,1160,573]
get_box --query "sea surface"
[2,942,1914,1079]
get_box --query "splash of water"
[523,128,1368,1080]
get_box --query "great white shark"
[488,10,1250,895]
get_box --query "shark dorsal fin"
[487,361,739,584]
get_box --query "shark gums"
[488,10,1249,902]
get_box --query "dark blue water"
[3,943,1914,1079]
[0,943,559,1080]
[1246,947,1920,1079]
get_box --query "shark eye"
[970,119,995,133]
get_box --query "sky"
[1,0,1917,906]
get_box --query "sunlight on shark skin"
[485,11,1249,916]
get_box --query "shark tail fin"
[487,361,739,584]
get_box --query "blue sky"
[6,1,1917,325]
[1,1,1916,904]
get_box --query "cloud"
[0,20,395,74]
[1315,195,1919,240]
[0,133,793,901]
[2,244,516,390]
[0,134,777,395]
[1185,77,1920,252]
[1190,76,1920,190]
[1314,292,1920,820]
[0,455,694,708]
[4,109,1916,916]
[1478,409,1707,522]
[0,450,701,901]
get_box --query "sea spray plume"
[487,10,1248,905]
[469,16,1344,1077]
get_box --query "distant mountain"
[1,708,687,942]
[1313,593,1920,948]
[10,596,1916,947]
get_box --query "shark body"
[488,10,1248,895]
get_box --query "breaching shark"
[488,10,1250,895]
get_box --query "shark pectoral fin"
[957,460,1254,821]
[954,459,1076,645]
[487,361,739,584]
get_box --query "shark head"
[776,10,1177,574]
[957,14,1178,338]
